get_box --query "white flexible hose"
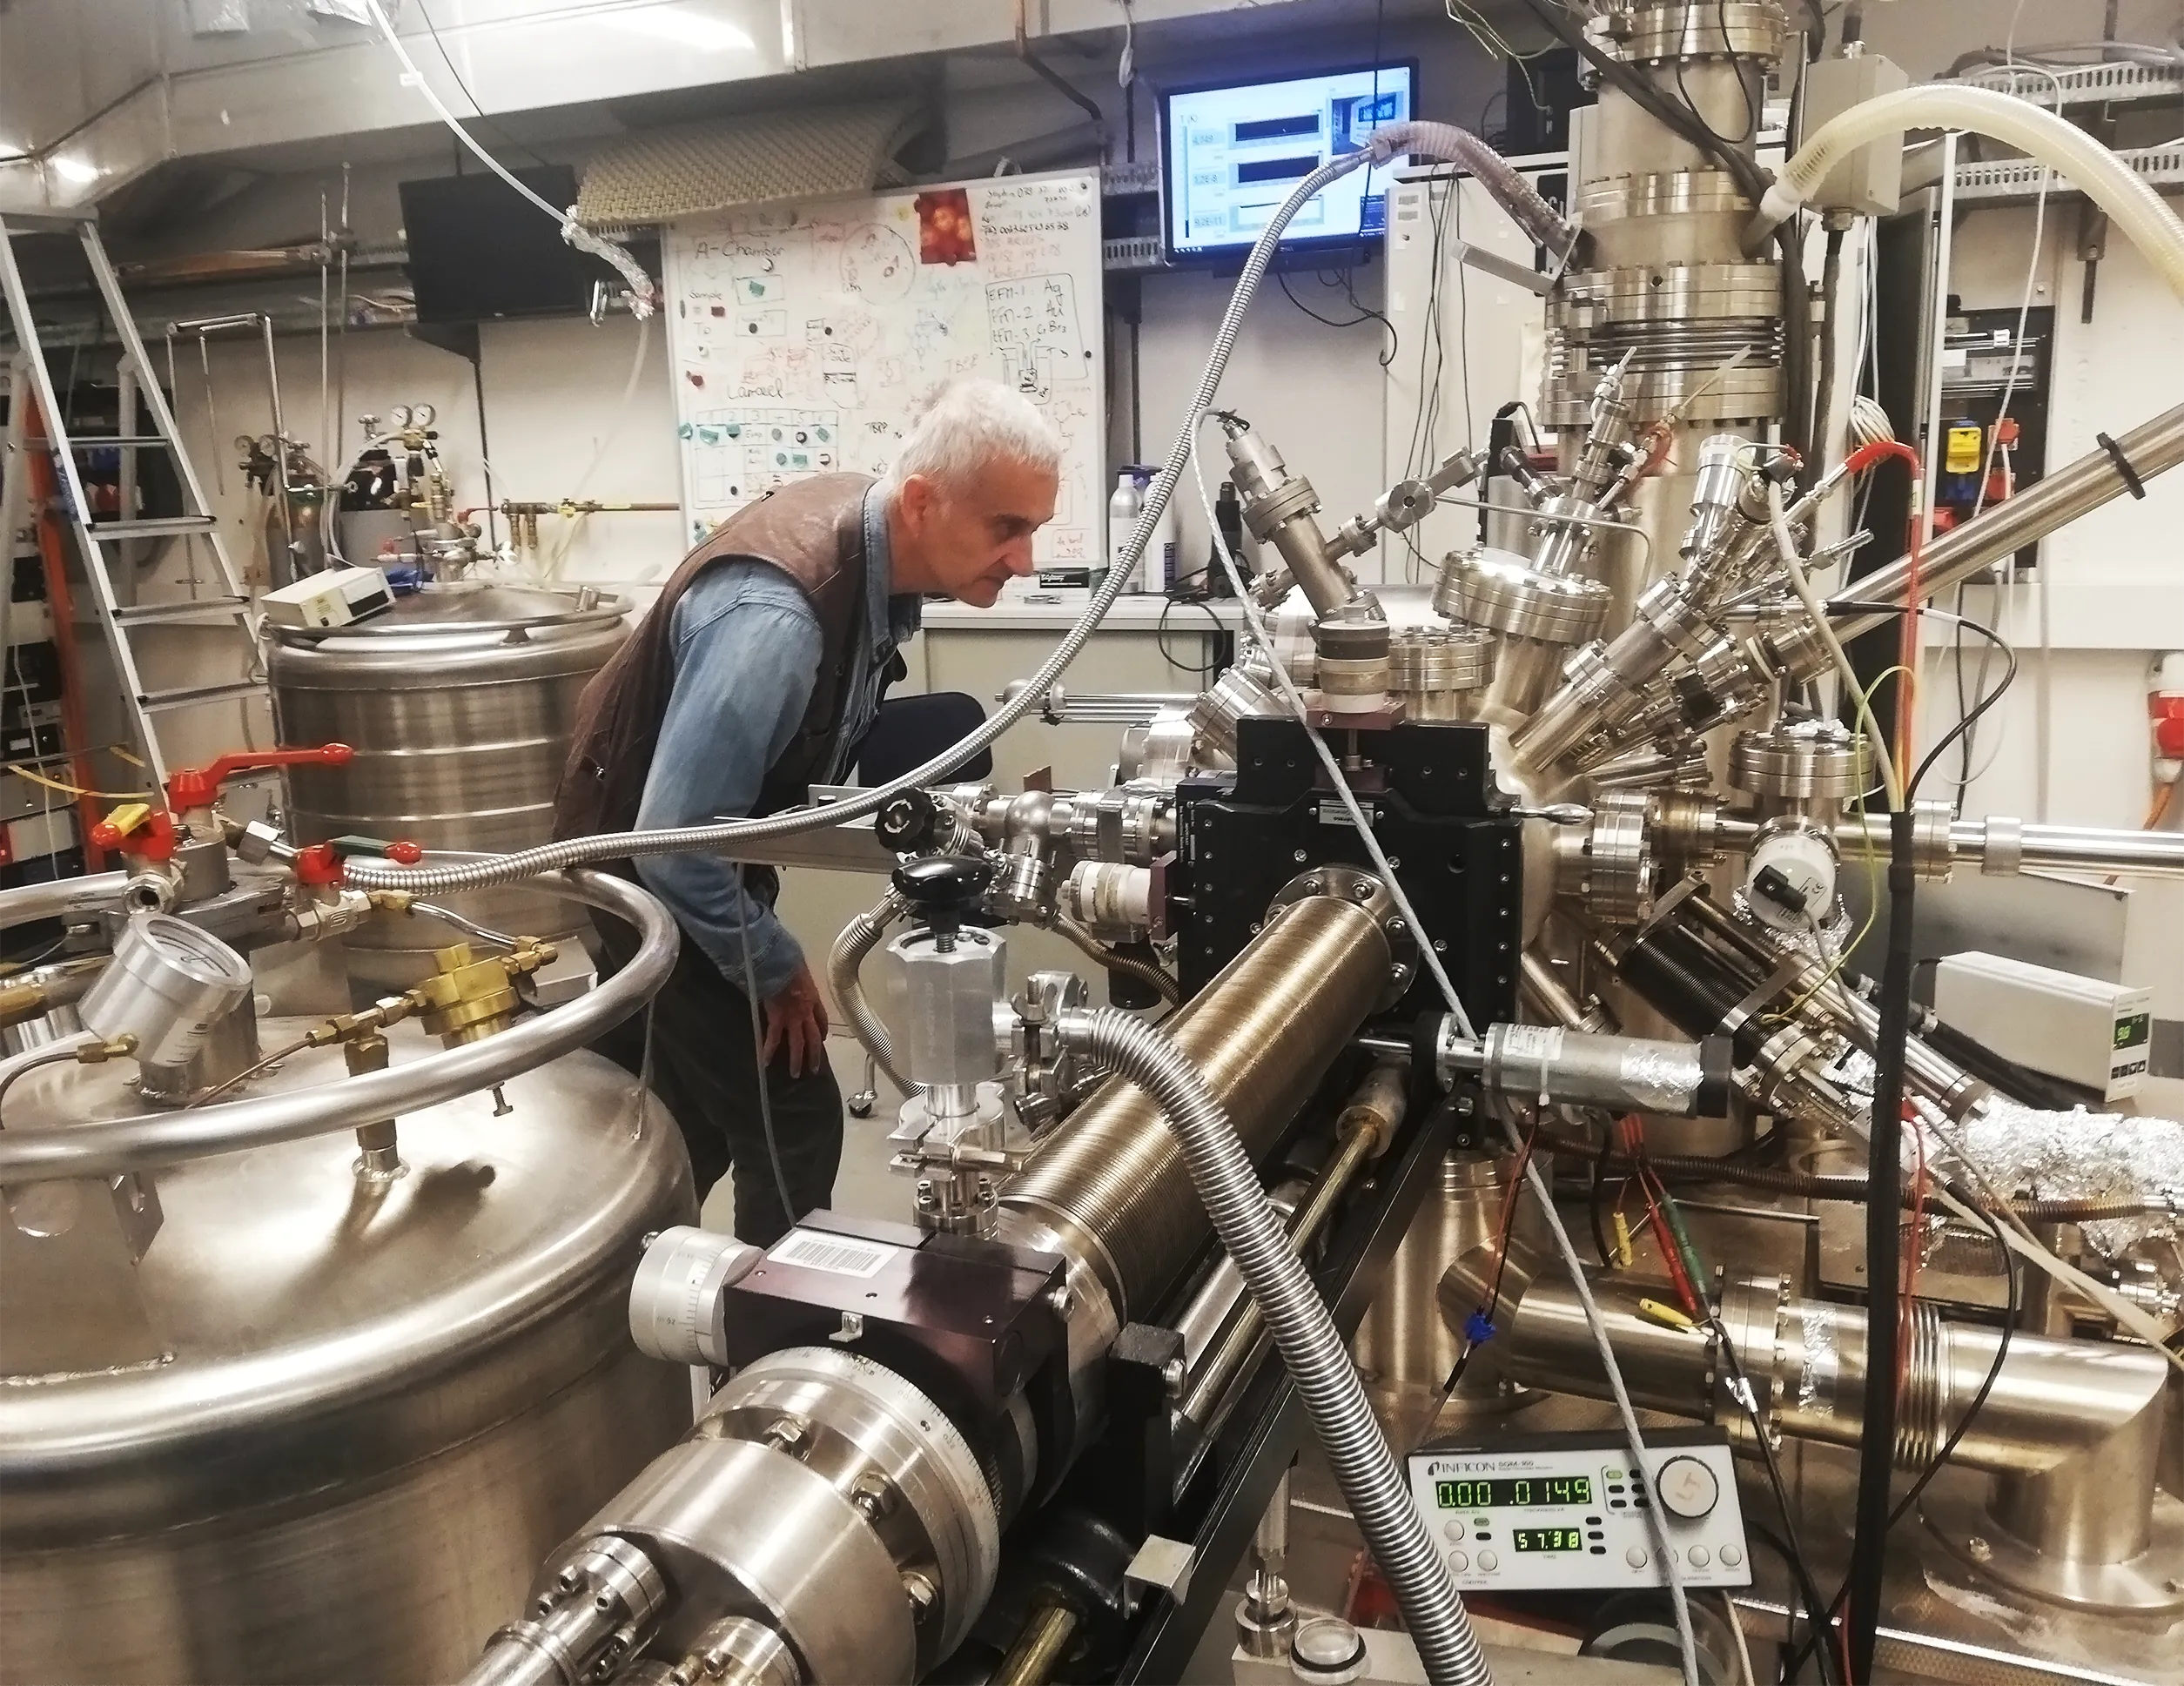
[339,119,1529,898]
[1751,84,2184,305]
[362,0,659,315]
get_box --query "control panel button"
[1719,1544,1743,1568]
[1654,1455,1720,1521]
[1688,1546,1710,1568]
[1448,1550,1469,1573]
[1443,1520,1466,1542]
[1476,1550,1498,1572]
[1625,1547,1649,1568]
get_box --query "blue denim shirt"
[633,486,922,996]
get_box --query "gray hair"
[878,377,1064,497]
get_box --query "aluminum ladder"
[0,211,267,796]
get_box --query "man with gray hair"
[556,377,1062,1241]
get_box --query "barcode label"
[769,1228,904,1280]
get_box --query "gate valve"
[165,742,355,815]
[891,855,995,946]
[292,834,426,888]
[90,803,178,863]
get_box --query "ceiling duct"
[573,98,930,226]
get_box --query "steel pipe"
[0,871,677,1184]
[1442,1249,2174,1566]
[1065,1007,1489,1686]
[998,893,1393,1320]
[1811,404,2184,643]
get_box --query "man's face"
[897,459,1058,606]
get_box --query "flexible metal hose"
[1069,1007,1488,1686]
[1052,913,1182,1006]
[0,870,677,1184]
[336,120,1536,899]
[829,888,911,1096]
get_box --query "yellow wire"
[3,762,151,802]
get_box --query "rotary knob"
[1654,1455,1719,1521]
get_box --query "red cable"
[1845,440,1928,791]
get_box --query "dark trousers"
[595,921,843,1248]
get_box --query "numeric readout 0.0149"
[1434,1476,1593,1509]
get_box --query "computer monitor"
[1159,61,1417,265]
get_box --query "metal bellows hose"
[334,120,1548,901]
[829,888,911,1097]
[1065,1006,1490,1686]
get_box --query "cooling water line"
[1751,84,2184,304]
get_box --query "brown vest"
[553,473,877,862]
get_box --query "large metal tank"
[0,1024,692,1684]
[265,582,627,992]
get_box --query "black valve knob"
[875,788,943,854]
[891,855,994,939]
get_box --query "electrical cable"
[730,863,800,1235]
[1768,480,1905,809]
[1195,430,1703,1686]
[360,0,657,316]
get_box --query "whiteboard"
[662,170,1105,581]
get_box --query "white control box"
[261,565,394,630]
[1933,950,2154,1101]
[1406,1427,1751,1594]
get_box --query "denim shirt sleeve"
[631,561,823,998]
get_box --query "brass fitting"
[411,940,557,1047]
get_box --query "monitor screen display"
[1160,62,1416,263]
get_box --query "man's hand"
[762,960,831,1078]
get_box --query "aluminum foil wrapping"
[1616,1044,1706,1115]
[1958,1098,2184,1255]
[1797,1301,1839,1418]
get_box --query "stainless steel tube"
[1824,813,2184,881]
[1447,1248,2173,1502]
[0,871,127,930]
[1822,403,2184,642]
[998,894,1393,1319]
[1175,1073,1397,1432]
[0,870,677,1184]
[1068,1007,1490,1686]
[828,888,911,1096]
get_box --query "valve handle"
[166,742,354,810]
[874,788,943,855]
[90,803,178,861]
[891,855,993,937]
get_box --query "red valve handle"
[385,839,424,865]
[90,806,178,862]
[292,843,345,886]
[166,742,355,810]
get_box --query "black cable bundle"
[1845,805,1919,1676]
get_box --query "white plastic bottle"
[1143,474,1178,594]
[1107,468,1143,593]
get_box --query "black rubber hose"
[1848,808,1919,1680]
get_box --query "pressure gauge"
[389,404,413,428]
[411,401,436,427]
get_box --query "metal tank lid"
[0,1021,691,1543]
[267,580,631,645]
